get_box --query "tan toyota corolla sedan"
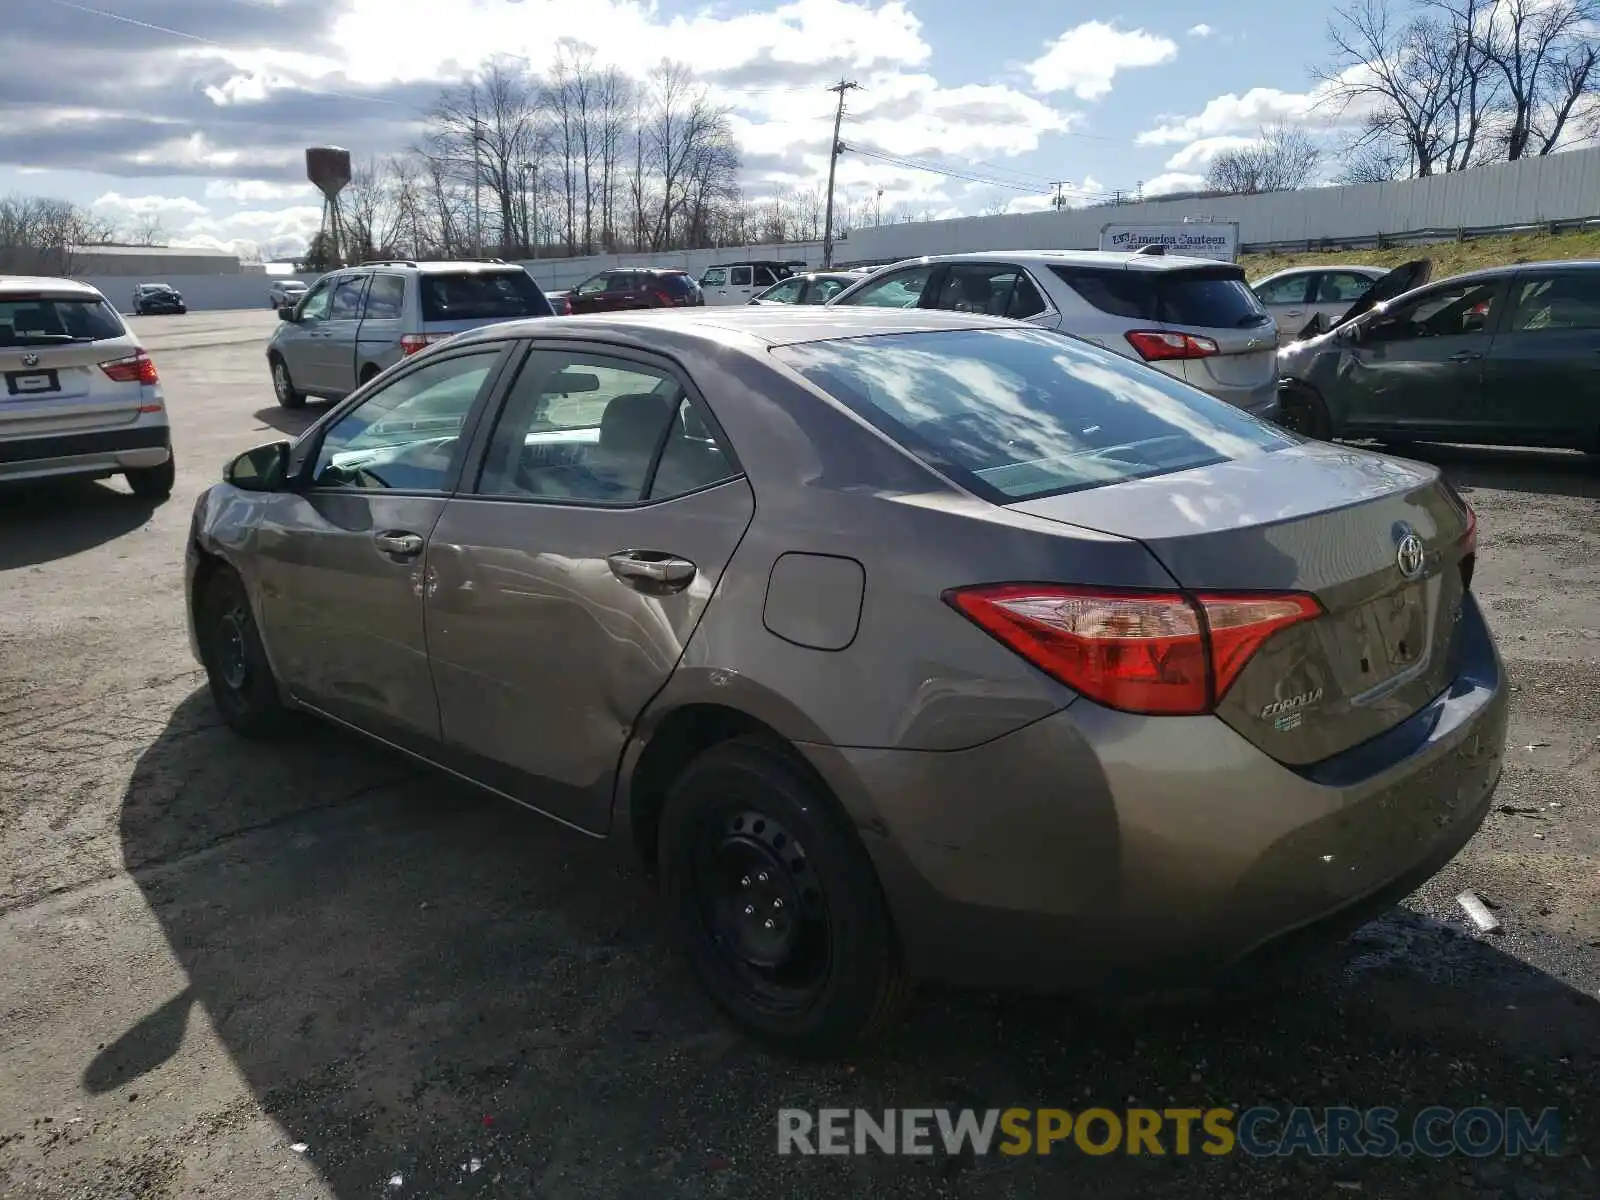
[185,307,1506,1054]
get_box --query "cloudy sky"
[2,0,1361,257]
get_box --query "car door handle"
[1284,309,1304,318]
[374,530,424,558]
[607,550,697,592]
[1449,350,1483,362]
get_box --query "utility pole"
[1049,181,1070,211]
[821,78,859,268]
[471,116,484,257]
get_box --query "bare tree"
[1318,0,1501,176]
[341,156,407,260]
[0,194,114,274]
[127,211,168,246]
[1205,124,1324,193]
[1478,0,1600,158]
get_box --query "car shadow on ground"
[1366,441,1599,501]
[251,406,325,438]
[111,690,1599,1198]
[0,479,161,571]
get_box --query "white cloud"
[1137,88,1322,145]
[1188,23,1214,37]
[1026,21,1179,101]
[90,191,209,225]
[1142,172,1208,197]
[204,180,318,204]
[1163,135,1263,170]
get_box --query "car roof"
[878,248,1242,273]
[0,275,106,298]
[1253,264,1386,280]
[451,304,1017,350]
[1430,259,1600,284]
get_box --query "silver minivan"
[266,260,555,409]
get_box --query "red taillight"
[651,288,675,305]
[1125,330,1219,361]
[1461,503,1477,556]
[400,333,448,355]
[99,349,159,384]
[945,584,1322,716]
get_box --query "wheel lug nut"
[763,919,775,930]
[772,899,783,909]
[757,872,769,883]
[740,875,750,888]
[743,905,755,916]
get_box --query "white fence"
[79,273,321,314]
[79,145,1600,312]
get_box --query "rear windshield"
[772,327,1293,501]
[1050,266,1269,329]
[419,270,553,322]
[656,272,700,295]
[0,296,125,346]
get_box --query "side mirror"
[278,305,296,321]
[224,441,293,492]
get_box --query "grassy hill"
[1240,226,1600,282]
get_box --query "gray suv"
[267,260,555,409]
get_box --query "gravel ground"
[1,312,1596,1200]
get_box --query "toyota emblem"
[1396,530,1426,579]
[21,353,39,367]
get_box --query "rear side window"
[657,272,699,296]
[1052,267,1269,329]
[0,296,125,345]
[364,274,406,319]
[1509,272,1600,332]
[772,327,1293,501]
[419,270,554,321]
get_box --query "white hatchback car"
[1250,265,1387,344]
[0,276,174,497]
[827,249,1281,418]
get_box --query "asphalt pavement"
[1,311,1596,1199]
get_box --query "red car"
[565,268,703,314]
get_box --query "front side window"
[773,327,1294,501]
[701,267,728,287]
[297,279,333,321]
[477,350,736,503]
[1253,274,1311,306]
[760,278,805,304]
[836,265,935,309]
[1374,281,1500,341]
[575,274,609,296]
[1508,273,1600,332]
[312,351,499,491]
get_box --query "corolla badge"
[1260,686,1323,731]
[1395,527,1426,580]
[21,353,39,367]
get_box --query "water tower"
[305,146,352,268]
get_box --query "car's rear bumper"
[0,422,172,483]
[799,594,1506,993]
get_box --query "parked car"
[1277,260,1600,449]
[188,306,1500,1053]
[545,291,573,316]
[0,276,174,497]
[699,260,806,305]
[266,259,555,409]
[566,268,703,314]
[1251,264,1388,344]
[268,279,309,309]
[749,270,868,306]
[827,249,1282,418]
[131,282,186,316]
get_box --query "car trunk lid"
[0,335,147,433]
[1009,441,1474,765]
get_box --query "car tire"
[659,737,911,1056]
[1277,383,1333,440]
[197,566,290,738]
[358,364,380,387]
[177,306,187,315]
[125,454,175,500]
[270,355,306,410]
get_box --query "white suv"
[0,276,174,497]
[828,249,1281,417]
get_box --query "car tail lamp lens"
[99,349,159,384]
[399,333,448,355]
[1125,330,1219,361]
[945,585,1322,716]
[1461,503,1477,556]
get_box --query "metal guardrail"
[1241,215,1600,257]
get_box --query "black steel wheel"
[660,738,910,1055]
[1276,384,1332,440]
[197,567,290,737]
